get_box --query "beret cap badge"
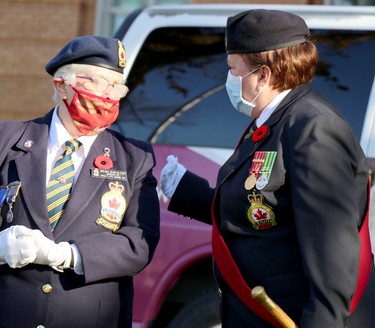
[117,40,126,69]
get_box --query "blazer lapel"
[14,116,53,238]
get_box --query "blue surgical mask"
[225,67,264,117]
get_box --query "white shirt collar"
[256,89,292,127]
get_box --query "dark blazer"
[0,109,160,328]
[169,84,375,327]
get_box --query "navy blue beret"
[226,9,310,54]
[45,35,126,75]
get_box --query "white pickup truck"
[112,4,375,328]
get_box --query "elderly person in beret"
[160,9,375,327]
[0,36,159,327]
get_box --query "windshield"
[112,27,375,148]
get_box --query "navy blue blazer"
[169,84,375,328]
[0,109,160,328]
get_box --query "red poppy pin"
[94,148,113,170]
[252,125,268,142]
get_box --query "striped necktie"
[46,139,81,231]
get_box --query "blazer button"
[41,284,53,294]
[36,325,45,328]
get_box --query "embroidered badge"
[117,40,126,68]
[96,182,126,232]
[247,191,276,230]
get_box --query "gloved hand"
[0,225,38,268]
[160,155,187,199]
[28,229,72,272]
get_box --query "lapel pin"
[24,140,34,148]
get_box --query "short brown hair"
[241,39,318,91]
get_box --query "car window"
[112,27,375,145]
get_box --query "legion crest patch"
[246,191,276,230]
[96,181,126,232]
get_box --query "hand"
[0,225,38,268]
[160,155,187,199]
[28,229,72,271]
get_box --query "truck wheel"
[168,288,221,328]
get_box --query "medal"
[0,188,8,227]
[256,173,268,190]
[5,181,22,223]
[244,152,266,190]
[255,151,277,190]
[245,173,256,190]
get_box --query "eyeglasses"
[76,76,129,98]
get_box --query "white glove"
[0,225,38,268]
[160,155,187,199]
[28,229,72,272]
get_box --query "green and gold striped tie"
[46,139,81,231]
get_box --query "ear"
[256,65,272,90]
[259,65,272,83]
[53,77,68,99]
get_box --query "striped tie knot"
[64,139,81,156]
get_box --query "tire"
[168,288,222,328]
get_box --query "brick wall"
[0,0,96,121]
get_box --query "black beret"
[45,35,126,75]
[226,9,310,54]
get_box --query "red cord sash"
[350,176,372,313]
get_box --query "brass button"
[41,284,53,294]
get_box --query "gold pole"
[251,286,298,328]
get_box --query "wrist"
[56,242,72,271]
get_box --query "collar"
[256,89,292,127]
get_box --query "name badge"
[91,168,128,181]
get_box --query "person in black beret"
[160,9,375,327]
[0,35,160,327]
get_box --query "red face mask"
[63,86,120,136]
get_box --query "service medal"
[244,152,266,190]
[255,173,268,190]
[244,173,256,190]
[96,181,127,232]
[255,151,277,190]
